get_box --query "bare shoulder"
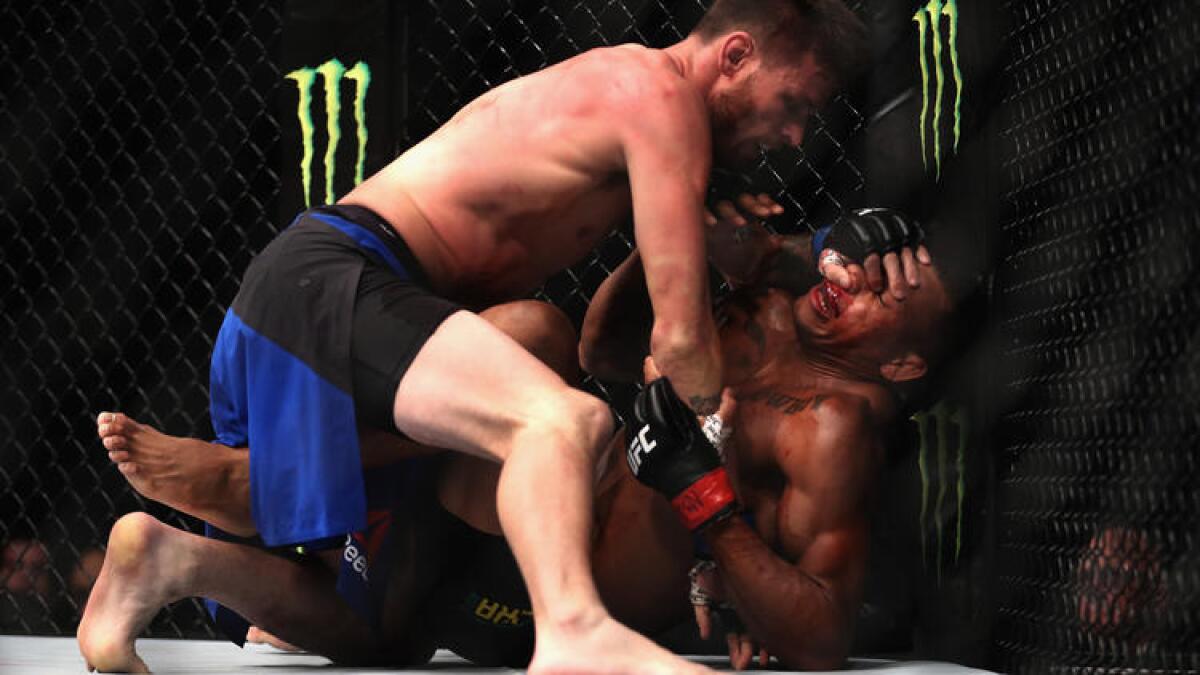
[575,45,693,95]
[775,392,880,489]
[771,392,878,572]
[809,393,875,443]
[570,45,706,126]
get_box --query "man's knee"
[481,300,579,382]
[517,389,614,462]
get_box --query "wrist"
[701,509,742,541]
[700,412,732,461]
[811,225,834,263]
[671,467,739,531]
[687,392,722,416]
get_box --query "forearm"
[648,319,723,414]
[704,518,852,670]
[641,255,722,411]
[754,233,822,294]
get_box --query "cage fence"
[0,0,866,641]
[993,0,1200,671]
[1,0,284,637]
[0,0,1196,672]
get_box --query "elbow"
[578,341,626,382]
[772,621,852,672]
[578,327,644,382]
[577,328,604,374]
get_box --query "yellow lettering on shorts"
[474,597,500,621]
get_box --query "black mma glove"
[819,208,925,263]
[626,377,738,531]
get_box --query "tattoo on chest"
[739,389,827,416]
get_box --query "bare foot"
[529,612,708,675]
[246,626,303,653]
[96,412,252,535]
[78,513,195,672]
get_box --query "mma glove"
[813,207,925,263]
[626,378,739,531]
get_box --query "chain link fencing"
[1,0,865,641]
[3,0,1197,670]
[1,0,284,637]
[994,0,1200,671]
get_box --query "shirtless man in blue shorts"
[81,1,870,670]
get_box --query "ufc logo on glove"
[626,425,658,472]
[626,379,739,532]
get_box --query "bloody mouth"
[810,280,843,319]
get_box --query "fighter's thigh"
[350,265,463,432]
[392,310,607,462]
[364,300,576,467]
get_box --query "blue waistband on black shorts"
[308,203,433,288]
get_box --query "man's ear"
[719,32,756,76]
[880,352,927,383]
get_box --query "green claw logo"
[286,59,372,207]
[911,400,969,585]
[913,0,963,179]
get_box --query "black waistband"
[314,204,433,289]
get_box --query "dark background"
[1,1,1196,671]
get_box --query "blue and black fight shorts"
[203,204,460,640]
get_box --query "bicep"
[780,402,881,599]
[794,522,870,603]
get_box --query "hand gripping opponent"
[819,207,925,263]
[627,378,739,531]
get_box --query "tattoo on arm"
[689,394,722,416]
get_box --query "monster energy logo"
[911,400,969,585]
[913,0,963,179]
[286,59,372,207]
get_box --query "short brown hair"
[691,0,869,86]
